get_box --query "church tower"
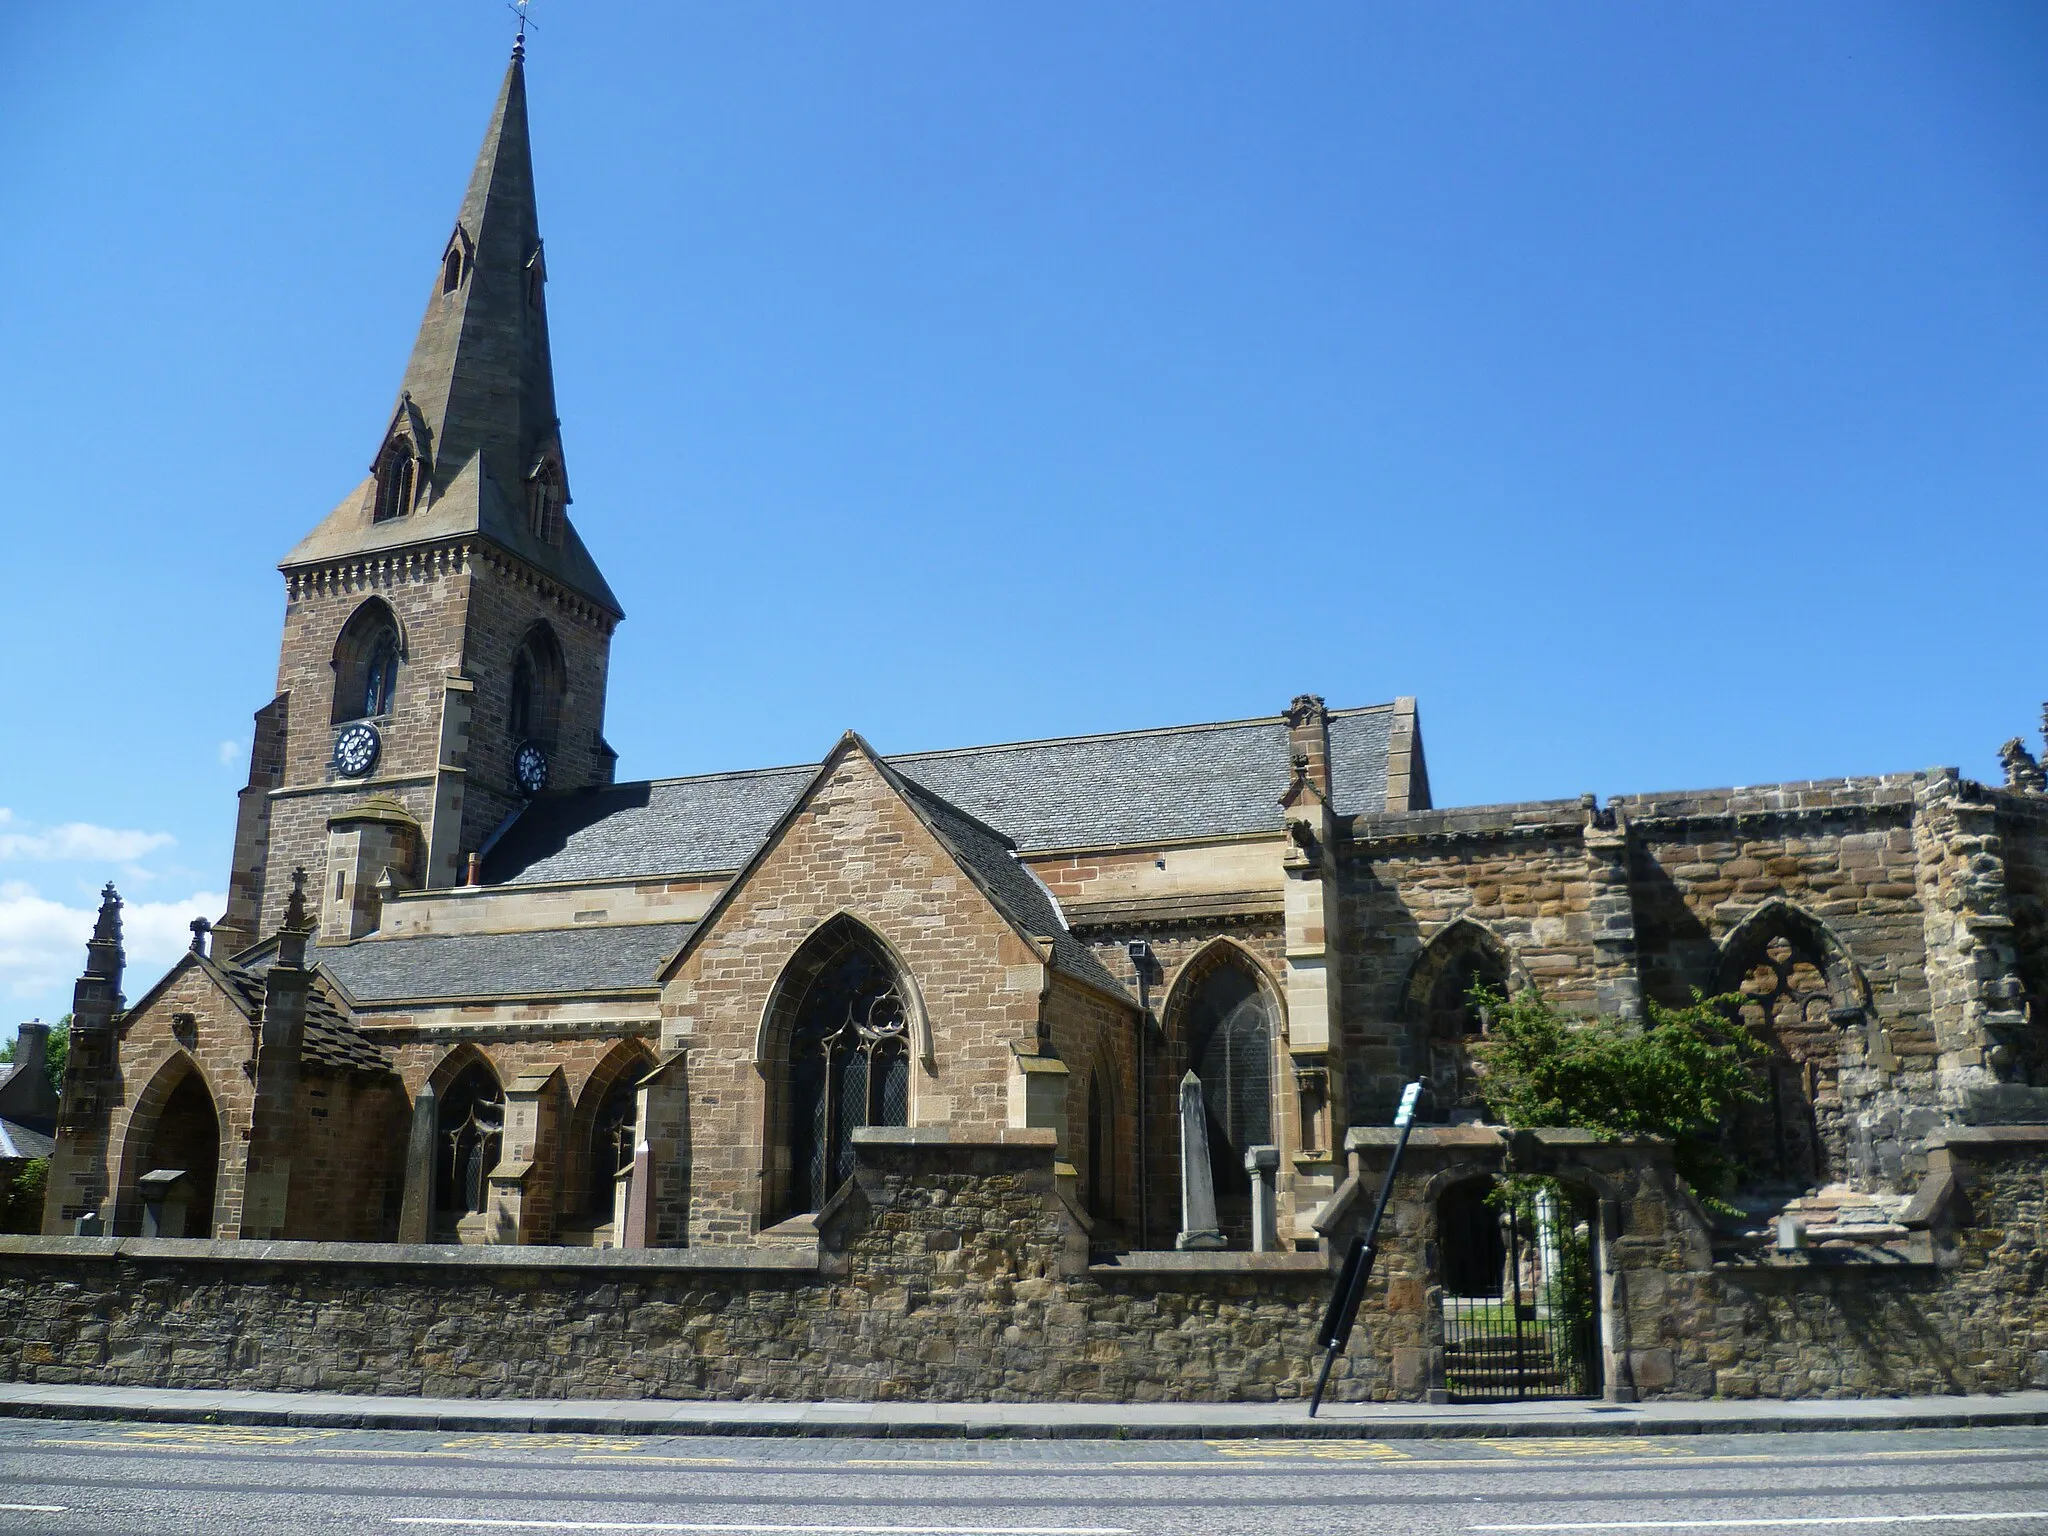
[215,43,620,955]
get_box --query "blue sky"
[1,4,2043,1027]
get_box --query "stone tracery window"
[435,1062,504,1221]
[783,928,910,1216]
[587,1074,638,1217]
[1729,930,1835,1187]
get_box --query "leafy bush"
[1,1158,46,1234]
[1469,985,1759,1205]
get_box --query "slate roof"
[217,960,396,1076]
[316,922,692,1004]
[484,705,1395,887]
[0,1117,52,1160]
[896,781,1129,1001]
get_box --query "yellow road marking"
[441,1435,648,1452]
[1207,1439,1414,1460]
[571,1454,743,1466]
[118,1426,344,1446]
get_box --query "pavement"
[2,1381,2047,1438]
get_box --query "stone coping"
[850,1126,1059,1150]
[0,1235,819,1274]
[1087,1250,1328,1278]
[1932,1124,2048,1148]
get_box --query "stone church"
[41,46,2048,1268]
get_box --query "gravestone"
[1176,1070,1226,1251]
[137,1168,189,1239]
[396,1082,437,1243]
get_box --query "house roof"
[0,1117,52,1160]
[483,705,1396,887]
[316,921,692,1004]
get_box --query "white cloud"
[0,810,176,864]
[0,880,225,1002]
[218,740,242,766]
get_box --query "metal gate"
[1440,1180,1600,1402]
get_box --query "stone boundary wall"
[0,1127,2041,1404]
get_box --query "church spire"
[398,47,556,516]
[281,45,619,617]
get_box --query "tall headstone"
[397,1081,438,1243]
[1175,1070,1226,1251]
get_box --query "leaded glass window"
[435,1063,503,1218]
[1186,964,1273,1195]
[786,934,909,1214]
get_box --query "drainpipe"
[1128,939,1162,1250]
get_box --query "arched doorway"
[123,1062,221,1237]
[770,920,912,1221]
[1437,1176,1601,1402]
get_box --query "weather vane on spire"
[509,0,537,58]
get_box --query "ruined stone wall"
[1649,1128,2048,1398]
[1339,803,1603,1125]
[1999,802,2048,1087]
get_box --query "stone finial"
[1999,738,2044,795]
[90,883,122,947]
[188,917,211,957]
[1285,694,1327,728]
[283,868,311,932]
[276,868,313,968]
[84,883,124,980]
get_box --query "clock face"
[333,721,381,778]
[515,741,550,797]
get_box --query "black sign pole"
[1307,1079,1424,1419]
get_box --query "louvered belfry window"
[1188,964,1274,1191]
[787,934,910,1213]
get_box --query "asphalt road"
[1,1420,2046,1536]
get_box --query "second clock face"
[334,721,381,778]
[515,741,550,797]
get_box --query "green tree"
[1,1158,46,1235]
[1469,986,1759,1206]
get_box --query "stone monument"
[1175,1070,1226,1251]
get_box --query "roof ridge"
[574,701,1399,794]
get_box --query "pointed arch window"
[1717,908,1858,1189]
[1406,924,1513,1123]
[781,927,911,1217]
[1183,961,1275,1198]
[332,600,403,724]
[527,457,565,546]
[587,1074,639,1217]
[373,436,418,523]
[507,623,565,750]
[435,1062,503,1222]
[441,245,464,294]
